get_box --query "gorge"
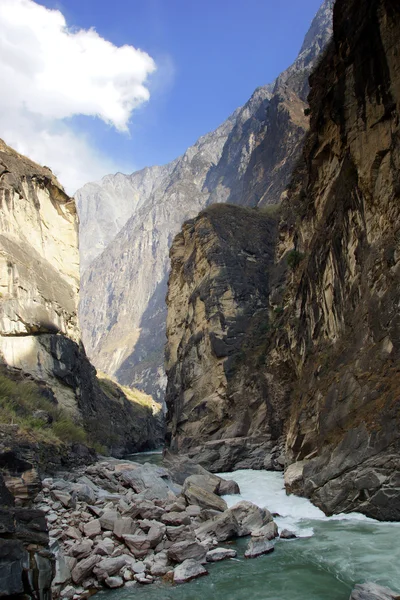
[0,0,399,598]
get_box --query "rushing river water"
[99,465,400,600]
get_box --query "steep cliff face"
[78,0,333,401]
[165,205,283,471]
[0,140,162,458]
[76,163,177,273]
[166,0,400,520]
[276,0,400,520]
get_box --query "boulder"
[284,461,307,495]
[94,539,114,556]
[218,479,240,495]
[186,505,201,517]
[93,555,129,580]
[99,509,120,531]
[206,548,237,562]
[161,511,191,526]
[113,517,136,539]
[120,465,171,500]
[252,522,278,540]
[147,522,166,548]
[83,519,101,538]
[182,474,220,495]
[166,525,194,543]
[228,501,272,536]
[349,583,400,600]
[195,512,238,542]
[184,484,227,512]
[173,559,208,584]
[280,529,297,539]
[71,484,96,504]
[244,537,274,559]
[168,540,207,563]
[105,576,124,588]
[71,555,100,584]
[69,539,93,559]
[122,534,151,558]
[64,526,81,541]
[51,490,73,508]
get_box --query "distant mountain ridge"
[77,0,334,402]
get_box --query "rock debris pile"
[33,455,293,598]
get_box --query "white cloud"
[0,0,156,192]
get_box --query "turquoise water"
[124,450,164,466]
[99,469,400,600]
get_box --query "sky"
[0,0,323,193]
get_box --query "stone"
[284,461,307,495]
[147,522,166,548]
[183,485,228,512]
[122,534,151,558]
[83,519,101,538]
[65,526,82,541]
[161,511,191,526]
[186,505,201,517]
[206,548,237,562]
[173,559,208,584]
[69,540,93,559]
[52,491,73,509]
[113,517,136,539]
[99,510,119,531]
[54,550,72,585]
[71,555,100,584]
[244,537,275,559]
[349,583,400,600]
[94,539,114,556]
[228,501,272,536]
[280,529,296,539]
[195,511,238,542]
[166,525,193,543]
[105,576,124,588]
[168,540,207,563]
[218,479,241,496]
[60,585,76,599]
[252,522,278,540]
[182,474,220,495]
[93,556,129,580]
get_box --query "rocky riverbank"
[29,454,297,598]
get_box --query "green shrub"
[304,107,311,116]
[0,370,87,446]
[287,249,304,271]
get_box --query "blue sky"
[0,0,322,191]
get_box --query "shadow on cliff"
[115,272,169,404]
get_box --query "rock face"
[166,0,400,520]
[165,205,281,469]
[77,1,333,402]
[0,140,162,457]
[0,471,54,599]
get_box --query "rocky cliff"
[77,0,333,402]
[0,140,162,460]
[165,0,400,521]
[165,205,283,470]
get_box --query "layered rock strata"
[166,0,400,520]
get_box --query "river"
[98,464,400,600]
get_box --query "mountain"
[165,0,400,520]
[77,0,334,402]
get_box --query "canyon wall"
[165,0,400,520]
[77,0,333,402]
[0,140,162,459]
